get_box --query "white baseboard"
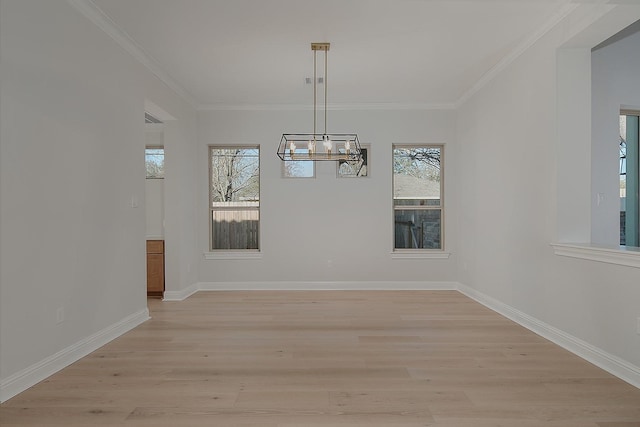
[5,282,638,402]
[199,280,458,291]
[457,283,640,389]
[0,309,150,403]
[162,283,199,301]
[163,281,458,300]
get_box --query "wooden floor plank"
[1,290,639,426]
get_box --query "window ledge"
[551,243,640,269]
[204,251,262,260]
[391,251,451,259]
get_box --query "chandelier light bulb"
[323,135,332,155]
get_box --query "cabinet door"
[146,240,164,254]
[147,253,164,294]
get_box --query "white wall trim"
[5,283,639,401]
[551,243,640,269]
[204,251,263,260]
[391,251,451,259]
[200,281,458,291]
[163,281,459,300]
[457,283,640,389]
[163,283,200,301]
[66,0,198,108]
[0,309,149,403]
[197,102,456,112]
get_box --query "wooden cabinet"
[146,240,164,297]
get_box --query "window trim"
[204,251,262,260]
[208,145,261,252]
[620,110,639,248]
[337,144,370,178]
[392,143,445,252]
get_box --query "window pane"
[283,151,315,178]
[338,147,368,177]
[145,147,164,179]
[394,209,441,249]
[210,148,260,204]
[210,146,260,250]
[393,147,441,207]
[211,209,259,250]
[620,114,639,246]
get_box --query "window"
[393,145,443,250]
[338,145,369,178]
[282,153,315,178]
[209,146,260,250]
[620,112,639,246]
[145,147,164,179]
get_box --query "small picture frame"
[337,145,369,178]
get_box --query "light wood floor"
[2,291,640,426]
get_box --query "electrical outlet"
[56,307,64,324]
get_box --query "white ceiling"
[88,0,574,109]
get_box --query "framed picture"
[337,145,369,178]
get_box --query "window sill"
[391,251,451,259]
[204,251,262,260]
[551,243,640,269]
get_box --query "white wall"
[163,117,199,294]
[592,28,640,246]
[197,108,458,285]
[2,0,639,403]
[0,0,197,401]
[456,3,640,381]
[145,127,165,239]
[145,179,165,239]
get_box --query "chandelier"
[277,43,361,162]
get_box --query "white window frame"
[620,110,639,247]
[208,145,260,254]
[392,144,446,256]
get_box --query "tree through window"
[145,147,164,179]
[393,145,443,250]
[209,146,260,250]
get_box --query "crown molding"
[455,2,580,108]
[68,0,594,114]
[67,0,198,109]
[197,102,456,112]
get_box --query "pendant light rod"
[324,44,328,135]
[278,42,361,163]
[313,47,317,139]
[311,43,330,136]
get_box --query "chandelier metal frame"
[277,43,362,163]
